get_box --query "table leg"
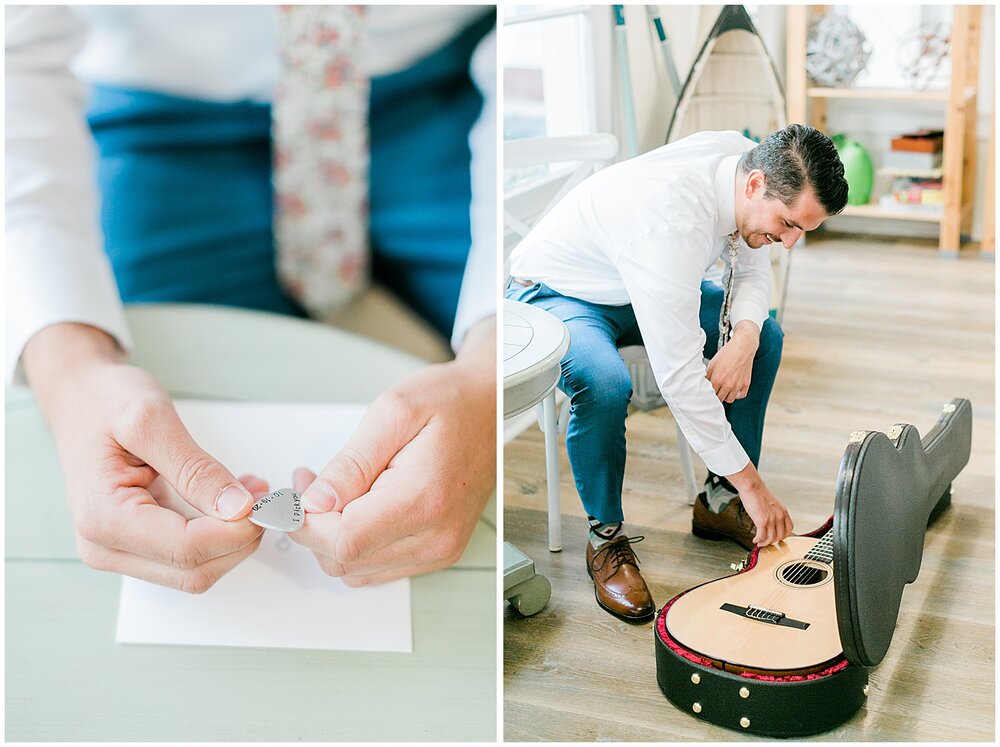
[542,390,562,552]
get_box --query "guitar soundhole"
[777,561,831,587]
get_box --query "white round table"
[503,298,569,552]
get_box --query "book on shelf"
[890,176,944,205]
[884,149,943,171]
[890,129,944,154]
[878,166,943,179]
[878,194,944,216]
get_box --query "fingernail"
[302,481,337,512]
[215,484,251,519]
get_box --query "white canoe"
[667,5,787,145]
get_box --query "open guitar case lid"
[654,399,973,738]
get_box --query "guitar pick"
[248,488,304,533]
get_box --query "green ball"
[832,133,874,206]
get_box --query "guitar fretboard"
[804,530,833,564]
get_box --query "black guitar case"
[654,399,973,737]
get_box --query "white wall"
[607,4,995,242]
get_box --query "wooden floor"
[503,236,995,741]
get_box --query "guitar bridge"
[721,603,810,629]
[746,605,785,624]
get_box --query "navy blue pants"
[86,11,494,338]
[505,281,784,523]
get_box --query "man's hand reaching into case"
[290,317,497,586]
[24,323,266,593]
[727,461,794,547]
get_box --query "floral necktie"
[273,5,369,319]
[718,231,740,350]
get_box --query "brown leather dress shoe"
[585,535,655,622]
[692,490,757,550]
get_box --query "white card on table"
[115,400,412,653]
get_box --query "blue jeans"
[505,281,784,524]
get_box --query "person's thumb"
[300,392,422,513]
[121,402,254,521]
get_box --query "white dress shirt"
[508,130,770,477]
[5,5,497,385]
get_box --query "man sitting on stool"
[506,125,848,622]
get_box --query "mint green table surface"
[6,304,497,742]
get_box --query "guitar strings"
[752,531,834,615]
[761,538,823,612]
[768,538,832,611]
[765,532,833,606]
[786,532,833,585]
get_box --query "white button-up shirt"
[5,5,496,385]
[508,130,771,476]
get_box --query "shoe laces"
[591,535,645,574]
[734,500,755,532]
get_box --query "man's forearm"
[725,459,763,495]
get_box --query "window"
[503,5,598,190]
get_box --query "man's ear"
[744,169,766,199]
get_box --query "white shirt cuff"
[697,436,751,478]
[6,222,132,387]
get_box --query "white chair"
[504,134,621,246]
[504,135,701,552]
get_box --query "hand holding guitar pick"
[289,318,496,586]
[22,324,266,594]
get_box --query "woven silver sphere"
[806,14,872,87]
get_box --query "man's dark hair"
[738,124,848,216]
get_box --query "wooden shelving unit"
[787,5,983,257]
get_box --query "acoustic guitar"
[664,398,972,677]
[665,531,840,674]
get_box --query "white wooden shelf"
[806,87,950,102]
[877,167,944,179]
[839,203,943,223]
